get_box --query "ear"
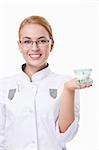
[50,39,54,52]
[17,41,23,53]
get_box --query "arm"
[0,80,6,150]
[58,78,92,133]
[58,88,75,133]
[0,103,6,149]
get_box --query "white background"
[0,0,99,150]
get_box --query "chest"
[5,84,61,118]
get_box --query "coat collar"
[20,63,51,82]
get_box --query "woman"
[0,16,92,150]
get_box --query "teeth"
[29,54,41,58]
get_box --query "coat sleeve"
[55,90,80,145]
[0,80,6,149]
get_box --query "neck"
[24,63,48,80]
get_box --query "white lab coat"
[0,64,80,150]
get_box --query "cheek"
[44,45,52,54]
[21,51,29,60]
[42,50,50,58]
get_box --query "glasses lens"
[20,38,50,49]
[38,39,50,47]
[21,40,32,49]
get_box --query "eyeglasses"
[19,38,51,49]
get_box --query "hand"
[64,78,93,92]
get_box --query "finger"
[86,84,93,88]
[78,83,93,89]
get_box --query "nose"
[31,42,39,51]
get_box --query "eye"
[39,39,49,43]
[23,40,32,44]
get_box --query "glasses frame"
[19,38,51,49]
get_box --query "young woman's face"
[18,24,53,68]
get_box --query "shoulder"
[49,71,73,83]
[0,73,21,88]
[46,71,74,89]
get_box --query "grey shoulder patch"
[8,89,16,100]
[49,89,57,99]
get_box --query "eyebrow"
[23,36,48,40]
[23,37,31,39]
[38,36,48,39]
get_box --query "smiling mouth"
[29,54,42,60]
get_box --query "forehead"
[20,24,49,39]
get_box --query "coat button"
[32,140,35,144]
[62,147,66,150]
[28,109,33,113]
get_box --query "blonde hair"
[18,16,54,42]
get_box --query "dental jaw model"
[74,68,93,85]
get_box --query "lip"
[29,54,42,60]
